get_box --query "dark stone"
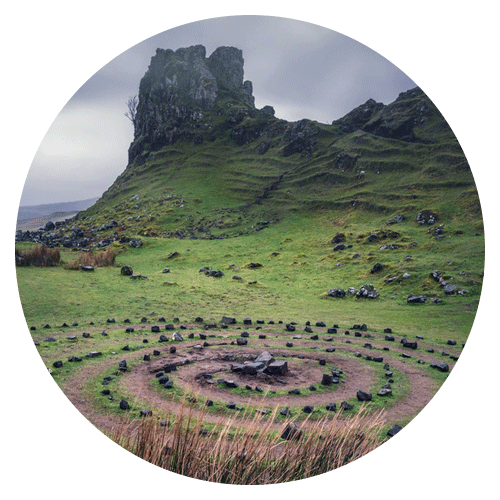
[387,424,402,437]
[447,339,457,346]
[265,361,288,376]
[370,262,383,273]
[326,403,337,412]
[436,362,450,372]
[169,346,176,354]
[52,361,63,368]
[302,406,314,414]
[236,337,248,346]
[281,423,302,440]
[357,390,372,401]
[151,325,160,333]
[407,294,427,303]
[119,400,129,410]
[340,402,353,410]
[121,266,133,276]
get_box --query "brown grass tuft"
[15,245,61,267]
[65,250,116,270]
[110,403,385,484]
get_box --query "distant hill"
[17,197,99,230]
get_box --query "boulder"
[281,423,302,441]
[121,266,133,276]
[357,390,372,401]
[407,294,427,303]
[265,361,288,376]
[221,316,237,324]
[119,400,129,410]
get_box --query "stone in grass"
[326,403,337,412]
[158,375,169,385]
[326,347,336,353]
[286,324,296,332]
[170,346,176,354]
[265,361,288,376]
[309,385,317,391]
[140,409,152,417]
[280,408,291,416]
[164,381,174,389]
[82,332,90,338]
[101,389,110,396]
[281,423,302,441]
[288,389,301,395]
[226,402,236,410]
[237,338,248,346]
[172,332,183,341]
[436,362,450,372]
[387,424,402,437]
[143,354,150,361]
[206,400,214,407]
[119,400,129,410]
[53,361,63,368]
[357,390,372,401]
[286,342,293,348]
[151,325,160,333]
[224,380,239,389]
[302,406,314,414]
[447,339,457,346]
[321,374,333,385]
[377,388,392,396]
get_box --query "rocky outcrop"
[129,45,256,163]
[333,98,384,133]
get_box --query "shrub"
[65,250,116,270]
[15,245,61,267]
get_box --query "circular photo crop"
[15,15,484,486]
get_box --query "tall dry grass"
[15,245,61,267]
[65,250,116,270]
[110,403,385,484]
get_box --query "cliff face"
[129,45,255,163]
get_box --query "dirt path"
[59,329,450,435]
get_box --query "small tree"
[125,95,138,126]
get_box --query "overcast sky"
[20,15,415,207]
